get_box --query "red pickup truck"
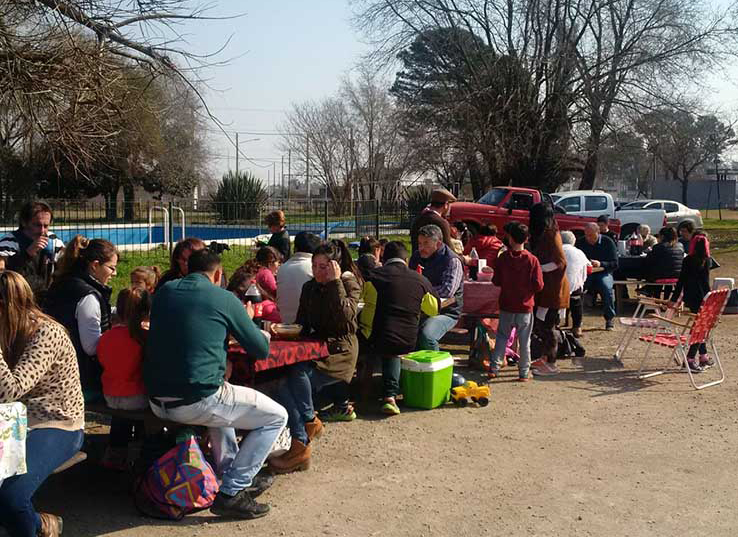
[448,186,621,237]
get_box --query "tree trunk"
[681,178,689,205]
[104,189,118,221]
[579,120,603,190]
[468,156,484,200]
[123,183,135,221]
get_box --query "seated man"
[0,201,64,302]
[144,249,287,520]
[576,223,619,330]
[360,241,440,415]
[596,215,619,244]
[409,224,464,350]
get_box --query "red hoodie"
[492,249,544,313]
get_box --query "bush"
[209,171,268,221]
[404,184,433,220]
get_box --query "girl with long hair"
[97,287,152,470]
[0,271,84,536]
[130,265,161,293]
[44,236,118,401]
[528,203,569,377]
[669,233,713,372]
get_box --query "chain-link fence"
[0,198,414,261]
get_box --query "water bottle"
[469,247,479,280]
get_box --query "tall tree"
[636,109,736,203]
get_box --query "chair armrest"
[648,314,692,328]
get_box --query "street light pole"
[235,132,239,174]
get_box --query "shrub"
[209,171,268,221]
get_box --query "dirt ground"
[20,252,738,537]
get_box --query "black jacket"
[671,256,710,312]
[268,229,291,261]
[44,272,112,394]
[646,242,684,281]
[360,260,440,355]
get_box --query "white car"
[620,199,703,228]
[551,190,667,239]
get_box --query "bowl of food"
[272,323,303,340]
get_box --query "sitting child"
[130,265,161,293]
[97,287,151,469]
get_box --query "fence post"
[323,200,329,239]
[375,199,380,238]
[168,201,174,255]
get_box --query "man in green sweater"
[144,249,287,520]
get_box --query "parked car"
[550,190,666,239]
[619,199,703,228]
[447,187,621,239]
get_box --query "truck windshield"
[477,188,508,206]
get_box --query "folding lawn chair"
[637,288,730,390]
[613,295,681,365]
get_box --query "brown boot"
[38,513,63,536]
[305,417,324,442]
[268,439,311,474]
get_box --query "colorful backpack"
[134,436,219,520]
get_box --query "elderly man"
[0,201,64,301]
[144,249,287,519]
[410,187,456,253]
[409,224,464,350]
[561,230,590,338]
[575,223,618,330]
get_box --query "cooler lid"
[401,350,452,363]
[401,355,454,372]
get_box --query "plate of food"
[272,323,303,340]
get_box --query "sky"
[176,0,369,185]
[171,0,738,187]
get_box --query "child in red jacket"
[98,287,151,468]
[490,222,544,380]
[464,224,504,270]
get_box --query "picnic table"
[614,253,648,280]
[228,338,330,385]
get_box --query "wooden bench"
[53,451,87,474]
[85,402,182,433]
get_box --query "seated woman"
[463,224,504,270]
[227,260,261,302]
[130,266,161,293]
[356,236,381,281]
[254,246,283,323]
[0,271,84,537]
[271,240,362,474]
[644,227,684,298]
[44,236,118,402]
[155,237,206,291]
[96,287,152,469]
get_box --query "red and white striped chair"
[613,296,681,365]
[637,288,730,390]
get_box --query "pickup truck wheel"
[458,398,468,407]
[619,223,639,240]
[478,397,489,407]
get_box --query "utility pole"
[235,132,239,174]
[273,162,276,198]
[288,149,292,203]
[281,155,285,199]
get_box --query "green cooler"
[400,351,454,409]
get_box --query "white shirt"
[75,294,102,356]
[276,252,313,324]
[563,244,590,294]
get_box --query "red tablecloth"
[228,339,329,384]
[462,281,500,316]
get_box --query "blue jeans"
[149,383,287,497]
[417,314,458,351]
[381,355,402,398]
[277,362,346,444]
[0,428,84,537]
[491,311,534,378]
[585,272,616,321]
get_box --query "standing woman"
[528,203,569,377]
[265,210,291,261]
[44,236,118,402]
[0,271,84,537]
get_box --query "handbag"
[134,435,219,520]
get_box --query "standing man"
[276,231,321,324]
[409,225,464,350]
[0,201,64,301]
[596,215,619,244]
[144,249,288,519]
[410,187,456,253]
[576,223,619,330]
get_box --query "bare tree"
[352,0,738,191]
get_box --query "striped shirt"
[0,230,65,261]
